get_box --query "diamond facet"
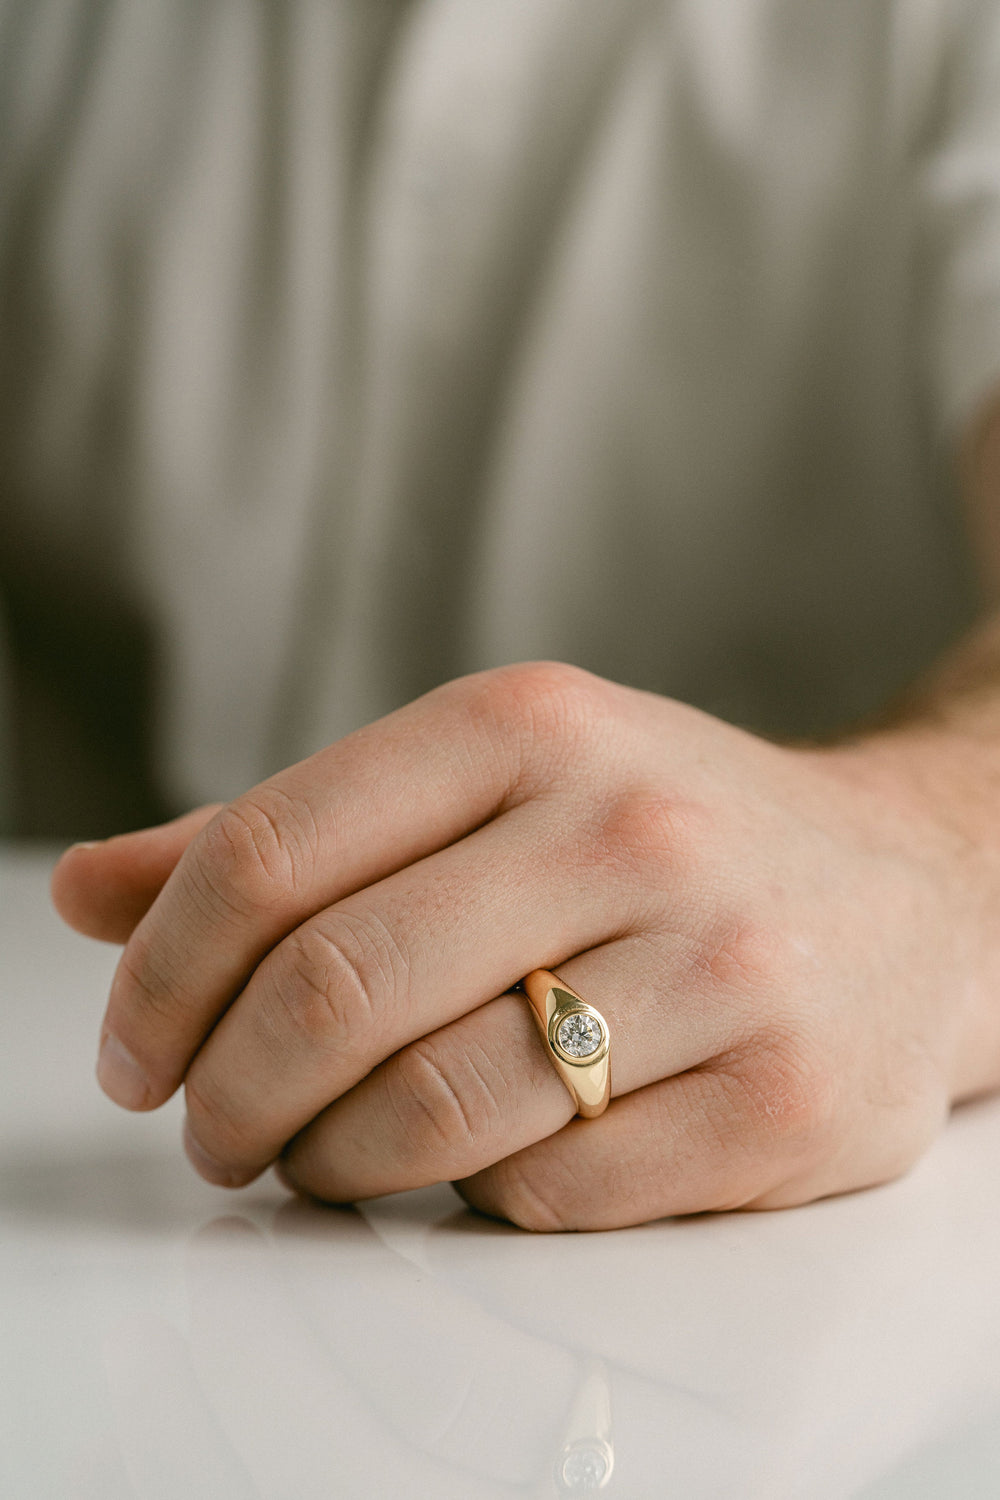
[555,1012,603,1058]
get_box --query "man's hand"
[51,660,1000,1230]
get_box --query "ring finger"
[278,939,761,1205]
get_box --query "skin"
[51,394,1000,1232]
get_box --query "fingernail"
[96,1033,150,1109]
[182,1119,256,1189]
[68,840,103,852]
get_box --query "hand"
[52,663,998,1229]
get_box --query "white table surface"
[3,844,1000,1499]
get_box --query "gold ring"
[522,970,611,1119]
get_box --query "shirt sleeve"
[914,0,1000,441]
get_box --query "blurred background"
[3,0,1000,840]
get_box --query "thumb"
[51,804,222,944]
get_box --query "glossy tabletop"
[3,844,1000,1499]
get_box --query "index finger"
[96,664,588,1111]
[52,804,221,943]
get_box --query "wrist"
[818,722,1000,851]
[807,726,1000,1102]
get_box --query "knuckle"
[503,660,603,741]
[595,788,702,884]
[481,1157,573,1233]
[184,1070,256,1164]
[460,661,607,789]
[384,1043,477,1162]
[715,1029,837,1160]
[114,933,183,1026]
[274,911,403,1056]
[195,790,318,916]
[386,1035,507,1165]
[686,915,791,996]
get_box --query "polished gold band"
[521,969,611,1119]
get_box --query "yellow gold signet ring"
[521,970,611,1119]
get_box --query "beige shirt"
[4,1,1000,825]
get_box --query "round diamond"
[556,1012,603,1058]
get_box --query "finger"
[180,796,639,1185]
[279,937,760,1204]
[454,1039,831,1231]
[98,664,588,1110]
[50,806,220,943]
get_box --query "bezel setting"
[522,973,612,1118]
[547,992,610,1068]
